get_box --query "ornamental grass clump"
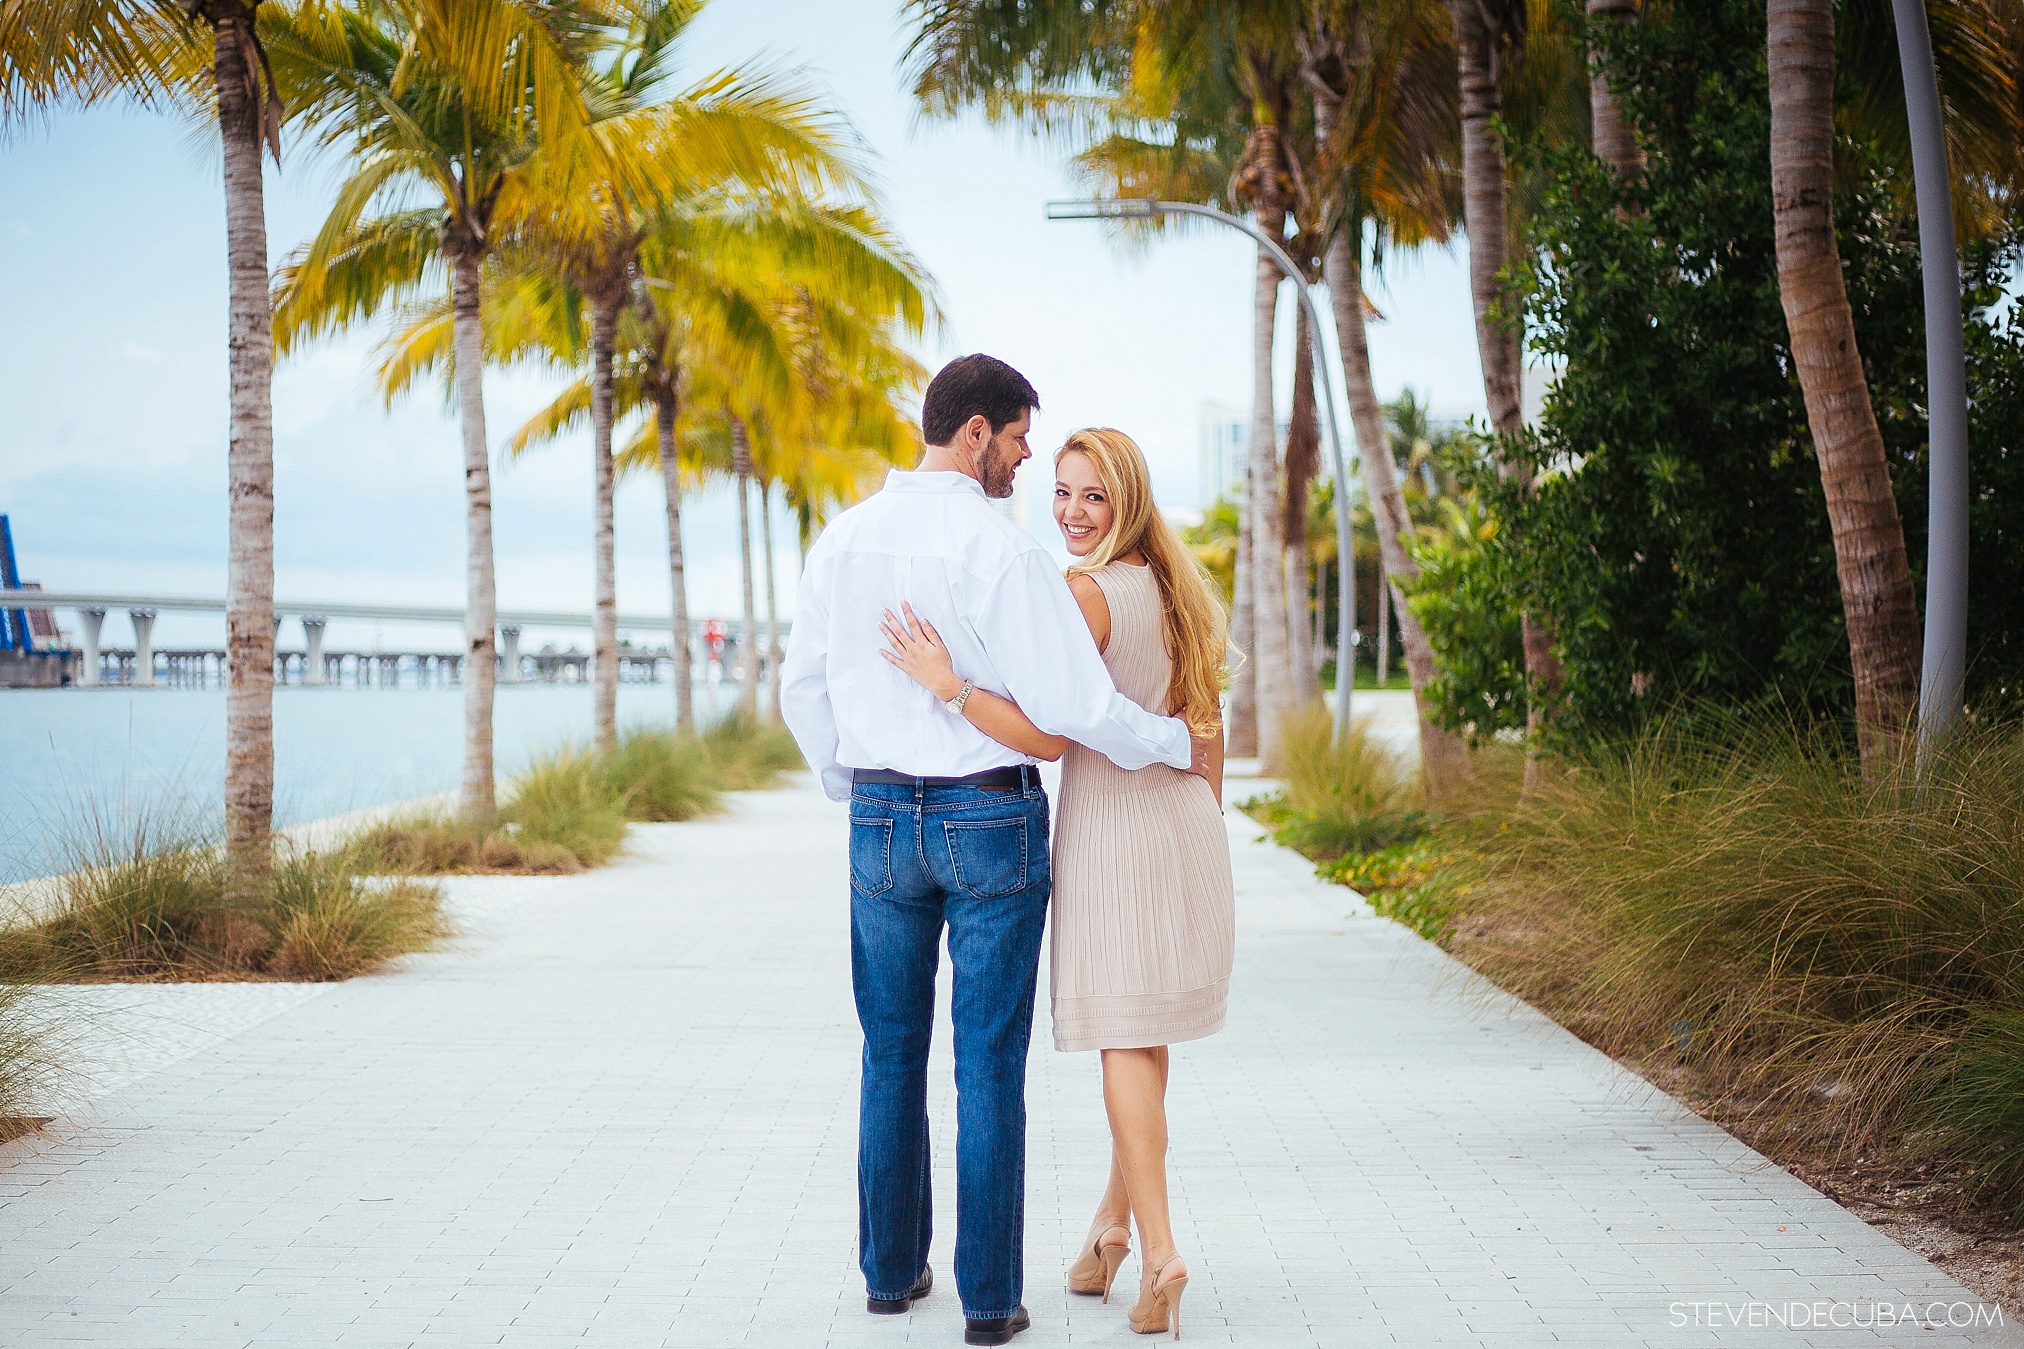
[351,716,802,876]
[1261,704,1429,860]
[1447,713,2024,1223]
[0,808,445,982]
[0,984,62,1142]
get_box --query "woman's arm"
[879,605,1072,761]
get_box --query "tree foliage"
[1419,0,2024,745]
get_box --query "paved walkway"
[0,772,2015,1347]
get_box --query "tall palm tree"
[1767,0,1921,765]
[269,0,603,818]
[1302,0,1474,793]
[488,5,868,750]
[1584,0,1644,181]
[3,0,292,901]
[1436,0,1586,779]
[495,197,934,729]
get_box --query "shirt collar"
[883,468,987,500]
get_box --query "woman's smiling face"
[1053,450,1114,558]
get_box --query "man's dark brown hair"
[920,354,1040,446]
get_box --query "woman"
[879,427,1234,1339]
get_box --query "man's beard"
[979,443,1017,499]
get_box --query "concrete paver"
[0,771,2014,1346]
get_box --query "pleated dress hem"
[1052,977,1230,1052]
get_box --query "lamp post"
[1890,0,1969,765]
[1047,197,1357,738]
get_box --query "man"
[781,354,1205,1345]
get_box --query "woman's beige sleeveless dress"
[1050,561,1236,1051]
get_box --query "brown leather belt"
[850,765,1040,791]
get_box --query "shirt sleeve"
[975,551,1193,771]
[780,551,850,802]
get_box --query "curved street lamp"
[1046,197,1357,739]
[1890,0,1970,765]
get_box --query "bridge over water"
[0,589,785,690]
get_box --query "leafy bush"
[1318,838,1459,943]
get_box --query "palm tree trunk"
[1284,302,1321,704]
[1586,0,1646,181]
[589,294,620,754]
[731,417,760,722]
[450,246,498,818]
[761,478,782,722]
[215,0,275,904]
[1308,63,1470,793]
[1448,2,1525,435]
[1228,489,1258,757]
[1249,219,1294,769]
[652,380,694,734]
[1449,1,1561,781]
[1321,226,1471,795]
[1768,0,1921,765]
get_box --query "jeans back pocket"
[942,818,1030,898]
[849,815,896,897]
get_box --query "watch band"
[943,679,975,715]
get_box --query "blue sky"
[0,0,1487,656]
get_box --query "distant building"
[1198,401,1306,507]
[1199,401,1248,506]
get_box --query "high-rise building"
[1198,401,1248,506]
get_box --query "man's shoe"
[963,1306,1030,1346]
[866,1266,933,1315]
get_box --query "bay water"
[0,681,745,883]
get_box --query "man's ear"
[961,413,991,451]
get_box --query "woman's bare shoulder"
[1065,570,1111,652]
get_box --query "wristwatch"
[943,679,975,715]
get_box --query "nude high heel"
[1067,1223,1132,1301]
[1127,1255,1188,1338]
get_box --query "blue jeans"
[848,777,1051,1322]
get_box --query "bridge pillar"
[130,609,157,687]
[499,625,522,684]
[77,607,105,687]
[302,617,328,686]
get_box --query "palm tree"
[1767,0,1921,765]
[1583,0,1644,181]
[1301,0,1474,793]
[269,0,603,819]
[1434,0,1590,780]
[488,5,868,750]
[4,0,293,901]
[496,196,934,730]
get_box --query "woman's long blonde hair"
[1059,428,1228,735]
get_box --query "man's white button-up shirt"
[781,468,1193,801]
